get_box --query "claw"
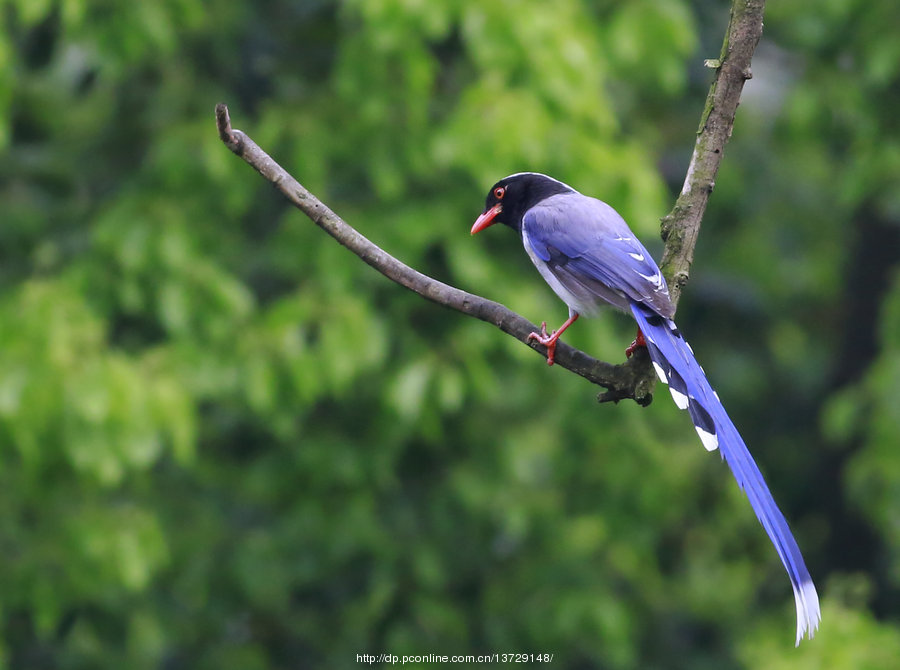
[527,322,549,341]
[625,329,647,358]
[545,340,558,366]
[527,323,557,365]
[526,314,580,366]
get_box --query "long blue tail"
[631,302,820,645]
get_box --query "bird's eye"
[493,186,506,200]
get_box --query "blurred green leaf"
[1,0,898,666]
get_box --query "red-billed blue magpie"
[471,172,820,645]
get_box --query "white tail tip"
[794,578,821,646]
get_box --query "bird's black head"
[471,173,575,234]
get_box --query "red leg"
[527,313,580,366]
[625,328,646,358]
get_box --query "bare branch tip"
[215,103,244,153]
[215,103,232,135]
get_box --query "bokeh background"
[3,0,900,667]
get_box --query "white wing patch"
[637,271,662,286]
[627,252,645,261]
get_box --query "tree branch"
[215,103,656,405]
[214,0,764,406]
[660,0,766,305]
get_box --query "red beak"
[471,204,502,234]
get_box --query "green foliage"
[741,596,900,669]
[1,0,898,667]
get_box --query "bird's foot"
[625,330,647,358]
[527,322,559,366]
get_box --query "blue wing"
[522,193,674,318]
[631,302,821,645]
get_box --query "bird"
[471,172,820,645]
